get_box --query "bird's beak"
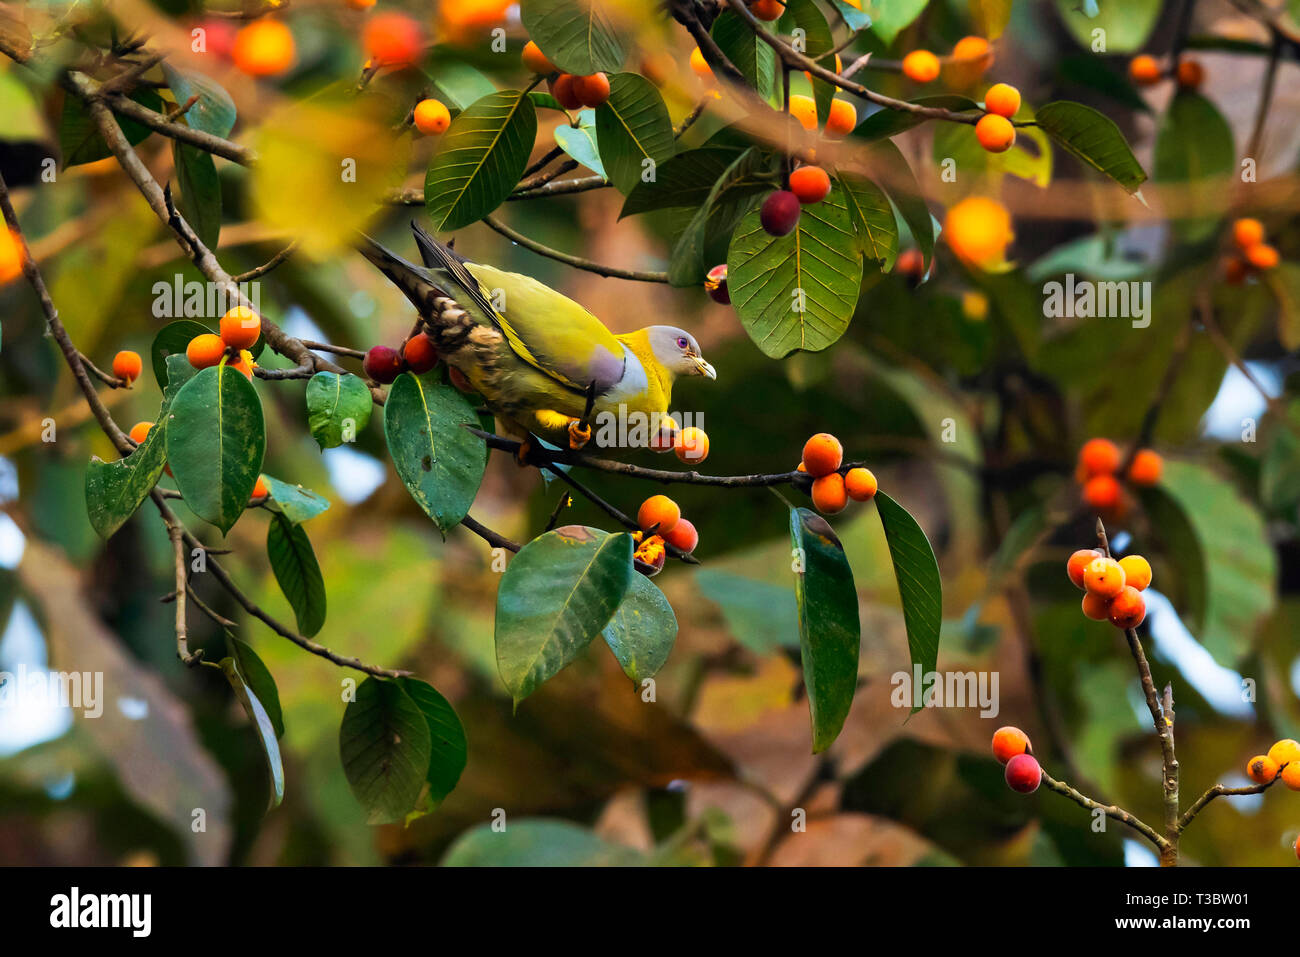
[694,357,717,380]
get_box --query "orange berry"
[1107,585,1146,629]
[811,472,848,514]
[788,93,817,131]
[749,0,786,20]
[230,348,256,380]
[1082,473,1123,511]
[232,19,295,77]
[991,726,1031,764]
[1268,739,1300,768]
[1127,449,1163,486]
[448,366,475,394]
[1233,218,1265,250]
[1283,763,1300,791]
[1245,242,1279,270]
[634,534,667,576]
[413,99,451,135]
[1118,554,1152,591]
[902,50,941,84]
[689,47,715,83]
[1129,54,1162,85]
[844,467,877,501]
[896,247,925,283]
[1083,556,1126,598]
[952,35,992,69]
[825,98,857,137]
[252,475,270,501]
[1247,754,1280,785]
[402,332,439,373]
[801,433,843,477]
[984,83,1021,118]
[942,196,1013,269]
[802,53,842,83]
[789,165,832,204]
[796,461,807,473]
[112,350,142,384]
[219,305,261,350]
[1078,438,1121,478]
[648,415,680,452]
[128,421,154,445]
[572,72,611,109]
[550,74,583,111]
[662,517,699,553]
[1081,591,1112,621]
[674,426,709,464]
[1176,58,1203,89]
[186,333,227,370]
[363,12,423,68]
[0,227,24,283]
[346,0,376,8]
[521,40,556,75]
[975,113,1015,152]
[1067,548,1101,589]
[637,494,681,534]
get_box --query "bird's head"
[645,325,716,381]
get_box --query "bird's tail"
[355,234,448,316]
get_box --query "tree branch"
[481,215,670,283]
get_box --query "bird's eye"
[676,336,689,349]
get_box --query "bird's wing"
[408,222,625,395]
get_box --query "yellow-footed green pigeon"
[358,223,715,451]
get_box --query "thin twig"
[1040,768,1169,851]
[482,215,670,283]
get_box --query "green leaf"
[594,73,675,195]
[863,0,928,45]
[427,58,498,111]
[397,677,467,815]
[1036,100,1148,194]
[0,71,45,141]
[601,573,677,683]
[695,568,799,655]
[173,141,221,251]
[219,655,284,809]
[875,491,942,692]
[267,513,327,638]
[424,90,537,232]
[838,171,899,270]
[933,109,1053,189]
[853,95,980,141]
[789,507,860,753]
[1153,91,1235,238]
[553,111,606,178]
[620,147,748,218]
[151,320,212,390]
[711,9,777,98]
[779,0,835,122]
[727,184,862,357]
[519,0,628,75]
[528,91,566,112]
[305,371,373,450]
[383,371,486,535]
[161,64,236,137]
[165,365,266,534]
[1263,263,1300,351]
[1057,55,1151,114]
[442,818,644,865]
[224,634,284,738]
[970,0,1012,39]
[868,139,934,267]
[667,146,773,286]
[161,352,198,403]
[1141,461,1276,664]
[261,474,330,524]
[84,421,168,540]
[832,0,873,31]
[1054,0,1161,53]
[494,525,633,705]
[1261,402,1300,513]
[339,677,432,825]
[59,88,163,168]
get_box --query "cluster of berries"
[523,39,612,110]
[1245,738,1300,790]
[221,9,424,78]
[992,726,1041,794]
[1075,438,1162,513]
[634,494,699,575]
[362,333,440,385]
[797,433,877,515]
[1129,55,1203,90]
[757,162,835,239]
[184,305,263,379]
[1223,218,1280,283]
[1067,548,1152,629]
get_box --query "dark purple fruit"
[760,190,801,237]
[363,345,403,384]
[705,264,730,304]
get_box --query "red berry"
[760,190,801,237]
[705,264,729,304]
[402,333,439,373]
[1005,753,1042,793]
[363,345,403,384]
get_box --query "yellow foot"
[568,418,592,450]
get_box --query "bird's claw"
[568,419,592,450]
[515,439,533,467]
